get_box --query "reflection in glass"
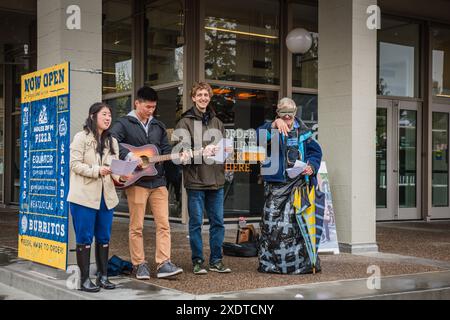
[13,115,20,203]
[205,0,280,85]
[398,109,416,208]
[156,87,183,130]
[211,86,278,216]
[0,65,3,202]
[105,96,131,123]
[292,3,318,89]
[155,87,183,218]
[104,95,132,213]
[378,18,420,97]
[292,93,318,134]
[12,63,27,203]
[431,26,450,98]
[102,1,132,94]
[432,112,449,207]
[145,0,183,86]
[376,108,388,208]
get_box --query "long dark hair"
[83,102,116,156]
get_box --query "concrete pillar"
[37,0,102,264]
[318,0,378,253]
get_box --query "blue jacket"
[257,118,322,185]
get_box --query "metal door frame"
[376,99,394,221]
[376,98,422,220]
[397,100,422,220]
[431,102,450,219]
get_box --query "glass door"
[376,99,422,220]
[0,64,3,203]
[431,103,450,219]
[376,99,393,220]
[398,101,421,219]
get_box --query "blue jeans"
[70,197,114,245]
[187,188,224,265]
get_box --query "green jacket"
[174,106,225,190]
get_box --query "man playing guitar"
[110,86,187,279]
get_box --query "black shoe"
[95,243,116,290]
[76,244,100,293]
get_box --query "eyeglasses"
[279,113,294,119]
[276,108,296,118]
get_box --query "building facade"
[1,0,450,253]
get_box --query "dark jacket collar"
[294,117,311,135]
[182,105,216,120]
[122,112,166,130]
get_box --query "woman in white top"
[67,102,122,292]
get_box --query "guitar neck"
[149,150,202,163]
[149,154,178,163]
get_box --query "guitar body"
[115,143,160,189]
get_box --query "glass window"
[155,86,183,130]
[432,26,450,98]
[104,95,131,213]
[292,93,318,135]
[398,109,417,208]
[105,95,131,122]
[12,63,28,203]
[378,17,420,98]
[205,0,280,85]
[12,114,20,203]
[211,86,278,216]
[102,0,132,95]
[432,112,449,207]
[1,8,37,204]
[0,64,3,202]
[145,0,184,86]
[376,108,388,208]
[292,3,318,89]
[155,86,183,218]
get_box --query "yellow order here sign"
[21,62,69,103]
[18,235,67,270]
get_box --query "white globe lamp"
[286,28,313,54]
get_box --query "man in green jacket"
[174,82,231,275]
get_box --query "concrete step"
[198,270,450,300]
[2,257,450,300]
[0,282,41,300]
[0,260,194,300]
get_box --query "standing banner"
[317,161,340,254]
[18,62,70,270]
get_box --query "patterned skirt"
[258,178,321,274]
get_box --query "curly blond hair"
[190,82,213,98]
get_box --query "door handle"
[393,169,398,173]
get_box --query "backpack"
[223,241,258,257]
[107,255,133,277]
[223,222,259,258]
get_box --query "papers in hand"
[286,160,308,179]
[210,138,233,163]
[110,159,139,176]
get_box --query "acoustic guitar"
[114,143,201,189]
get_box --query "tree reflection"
[205,17,237,80]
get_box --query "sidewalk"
[1,209,450,299]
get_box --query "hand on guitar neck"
[203,144,219,157]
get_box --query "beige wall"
[37,0,102,264]
[318,0,378,253]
